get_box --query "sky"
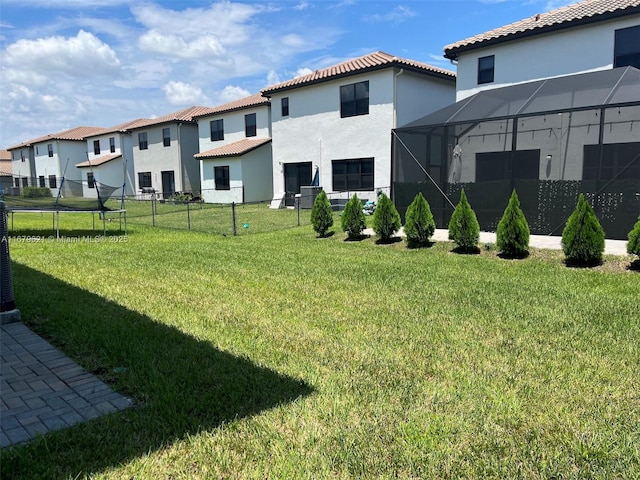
[0,0,575,148]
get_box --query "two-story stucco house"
[75,119,143,200]
[261,51,456,207]
[392,0,640,239]
[129,106,209,198]
[8,126,104,197]
[193,93,272,204]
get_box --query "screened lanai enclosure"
[392,66,640,240]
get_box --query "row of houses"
[5,0,640,237]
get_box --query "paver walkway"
[1,322,132,448]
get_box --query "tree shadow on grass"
[497,251,530,260]
[405,240,436,250]
[563,258,604,268]
[343,233,370,242]
[374,236,402,246]
[451,245,481,255]
[316,231,336,239]
[1,263,314,479]
[626,258,640,272]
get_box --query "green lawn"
[2,214,639,479]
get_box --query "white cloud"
[4,30,120,76]
[266,70,281,86]
[365,5,416,23]
[218,85,251,103]
[163,81,210,106]
[295,67,313,78]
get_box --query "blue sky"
[0,0,574,148]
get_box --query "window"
[210,119,224,141]
[163,127,171,147]
[49,175,57,188]
[87,172,95,189]
[48,143,53,157]
[214,166,230,190]
[39,176,45,187]
[22,178,28,187]
[614,25,640,68]
[109,137,116,153]
[21,150,25,162]
[340,81,369,118]
[14,178,19,188]
[93,140,101,155]
[138,171,152,188]
[475,150,540,182]
[332,158,374,191]
[281,97,289,117]
[583,142,640,180]
[138,132,148,150]
[245,113,257,137]
[478,55,495,84]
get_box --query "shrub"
[310,190,333,237]
[496,189,530,258]
[404,192,435,248]
[341,194,366,240]
[372,192,401,242]
[561,193,605,265]
[627,214,640,256]
[23,187,52,198]
[448,189,480,252]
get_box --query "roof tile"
[194,138,271,159]
[444,0,640,58]
[192,93,269,119]
[76,153,123,168]
[129,106,211,130]
[262,51,455,94]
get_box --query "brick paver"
[0,322,132,448]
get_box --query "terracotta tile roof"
[444,0,640,59]
[192,94,269,119]
[0,159,12,176]
[91,119,146,136]
[194,138,272,159]
[8,126,105,150]
[261,51,455,94]
[129,106,211,130]
[0,150,11,161]
[76,153,122,168]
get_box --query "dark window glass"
[476,150,539,181]
[138,171,152,188]
[39,176,45,187]
[163,127,171,147]
[93,140,100,155]
[214,166,230,190]
[478,55,495,84]
[583,142,640,180]
[282,97,289,117]
[245,113,257,137]
[110,137,116,153]
[138,132,148,150]
[87,172,95,189]
[210,119,224,141]
[614,25,640,68]
[340,81,369,118]
[14,178,19,187]
[332,158,374,191]
[48,143,53,157]
[49,175,57,188]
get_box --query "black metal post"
[187,201,191,230]
[232,202,237,236]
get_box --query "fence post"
[296,195,301,226]
[151,196,156,227]
[232,202,237,236]
[187,201,191,231]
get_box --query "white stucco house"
[443,0,640,100]
[392,0,640,239]
[260,51,456,207]
[76,119,142,200]
[8,126,104,196]
[193,93,273,204]
[129,106,209,198]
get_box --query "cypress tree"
[404,192,436,248]
[627,214,640,256]
[341,193,366,240]
[448,189,480,252]
[561,193,605,265]
[496,189,530,258]
[372,192,401,242]
[310,190,333,237]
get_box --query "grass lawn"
[1,214,639,479]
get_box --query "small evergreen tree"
[448,189,480,252]
[404,192,436,248]
[496,189,530,258]
[372,192,401,242]
[561,193,605,265]
[310,190,333,237]
[341,193,366,240]
[627,214,640,256]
